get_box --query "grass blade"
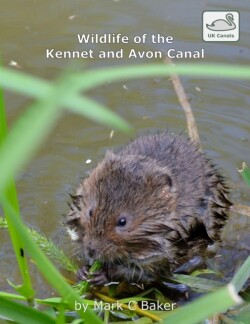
[0,68,50,98]
[0,216,77,273]
[2,65,250,102]
[0,296,56,324]
[0,67,130,130]
[0,198,102,324]
[67,64,250,93]
[64,94,131,130]
[1,64,250,132]
[0,99,61,196]
[173,274,223,292]
[164,284,242,324]
[231,256,250,293]
[0,80,34,300]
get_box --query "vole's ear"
[64,211,81,235]
[64,193,82,226]
[69,193,83,211]
[158,172,173,187]
[64,212,80,225]
[146,173,173,188]
[145,167,173,189]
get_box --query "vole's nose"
[87,247,96,259]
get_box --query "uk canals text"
[46,33,205,60]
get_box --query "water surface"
[1,0,249,297]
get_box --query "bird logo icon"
[206,13,236,31]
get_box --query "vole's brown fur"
[66,131,231,285]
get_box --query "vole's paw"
[77,265,90,281]
[88,269,109,286]
[162,281,189,297]
[174,256,206,274]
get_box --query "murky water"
[1,0,250,296]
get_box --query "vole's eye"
[88,209,93,217]
[117,217,127,227]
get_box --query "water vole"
[66,131,231,286]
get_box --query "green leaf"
[73,260,102,295]
[0,215,7,228]
[238,162,250,187]
[0,67,131,130]
[0,198,102,324]
[173,274,223,292]
[2,64,250,101]
[64,94,131,131]
[164,284,242,324]
[1,217,78,273]
[0,296,56,324]
[231,256,250,293]
[0,76,34,300]
[0,68,50,99]
[67,64,250,93]
[0,78,130,196]
[0,292,27,301]
[0,89,61,196]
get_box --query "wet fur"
[65,131,231,284]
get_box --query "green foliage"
[0,77,35,301]
[172,274,223,293]
[2,199,102,324]
[0,216,8,228]
[1,215,77,273]
[231,256,250,293]
[239,162,250,187]
[163,284,242,324]
[0,296,56,324]
[27,226,78,273]
[0,63,250,323]
[73,261,102,295]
